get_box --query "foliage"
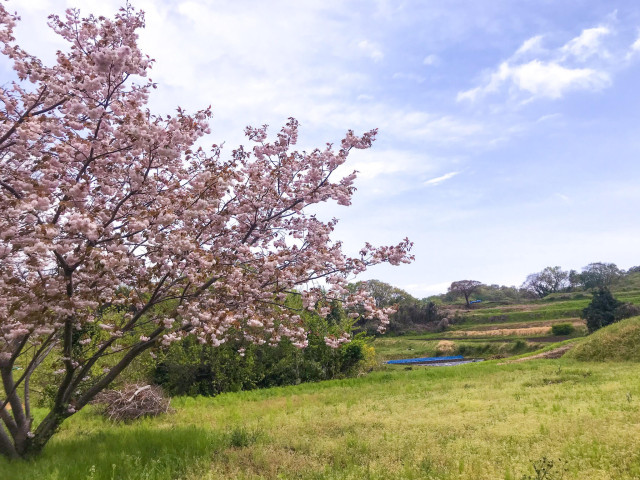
[152,299,373,396]
[0,5,413,458]
[448,280,483,306]
[521,267,569,298]
[520,456,568,480]
[550,323,575,336]
[351,280,441,334]
[581,288,625,333]
[580,262,622,290]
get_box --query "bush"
[581,288,636,333]
[551,323,575,336]
[152,296,374,396]
[511,339,529,352]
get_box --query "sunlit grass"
[2,358,640,479]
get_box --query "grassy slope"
[2,359,640,480]
[566,316,640,362]
[373,283,640,362]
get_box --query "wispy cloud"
[423,54,440,66]
[560,26,611,61]
[424,171,459,186]
[357,39,384,62]
[457,19,631,104]
[392,72,425,83]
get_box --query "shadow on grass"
[0,425,226,480]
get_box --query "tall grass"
[3,359,640,479]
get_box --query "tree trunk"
[18,408,69,458]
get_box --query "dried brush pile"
[92,384,171,421]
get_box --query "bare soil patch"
[499,345,574,364]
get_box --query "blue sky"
[5,0,640,297]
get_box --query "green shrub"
[581,288,637,333]
[152,296,373,396]
[511,339,528,352]
[551,323,575,336]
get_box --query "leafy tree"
[350,280,440,334]
[521,266,569,298]
[568,269,582,291]
[0,6,413,458]
[582,288,624,333]
[580,262,622,290]
[448,280,483,307]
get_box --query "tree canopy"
[0,5,412,458]
[521,266,569,298]
[448,280,483,306]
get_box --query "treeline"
[521,262,635,297]
[437,262,640,306]
[349,280,443,335]
[350,262,640,335]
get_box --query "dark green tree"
[581,288,623,333]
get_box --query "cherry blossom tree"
[0,5,413,458]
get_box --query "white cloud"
[561,26,610,61]
[357,40,384,62]
[423,54,440,66]
[508,60,609,99]
[392,72,425,83]
[514,35,545,57]
[424,171,459,186]
[400,281,451,297]
[458,23,618,103]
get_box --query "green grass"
[449,289,640,327]
[371,336,539,361]
[566,316,640,362]
[3,358,640,479]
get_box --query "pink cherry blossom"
[0,4,413,459]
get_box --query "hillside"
[566,316,640,362]
[373,276,640,362]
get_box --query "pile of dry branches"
[92,384,171,421]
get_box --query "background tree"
[582,288,624,333]
[350,280,441,334]
[580,263,622,290]
[521,266,569,298]
[0,6,413,458]
[568,269,582,291]
[448,280,483,307]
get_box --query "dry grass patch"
[450,326,552,337]
[436,340,456,354]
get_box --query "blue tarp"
[387,355,464,365]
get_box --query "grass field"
[3,292,639,479]
[2,356,640,480]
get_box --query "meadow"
[2,354,640,479]
[3,289,640,479]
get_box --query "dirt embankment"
[499,345,574,364]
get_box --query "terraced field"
[374,288,640,362]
